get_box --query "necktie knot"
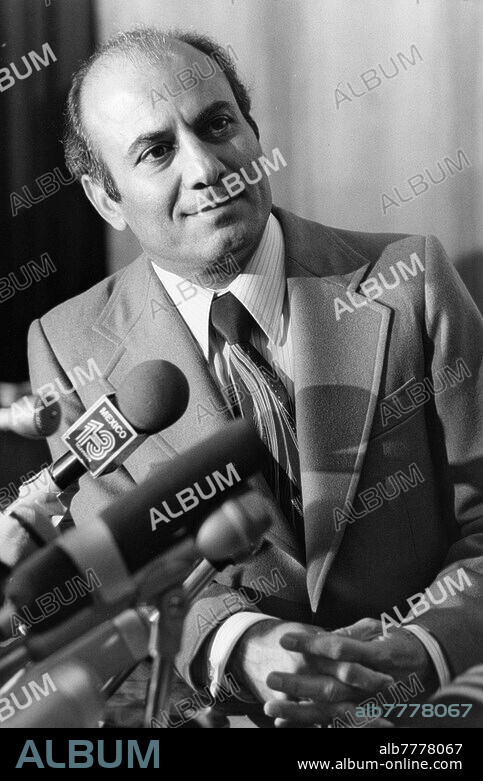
[210,292,254,345]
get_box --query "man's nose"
[179,137,227,190]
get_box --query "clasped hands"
[231,617,435,728]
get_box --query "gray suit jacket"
[28,207,483,686]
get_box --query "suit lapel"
[289,276,390,611]
[276,208,391,611]
[92,255,230,484]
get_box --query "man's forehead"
[81,43,235,150]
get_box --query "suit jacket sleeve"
[399,235,483,676]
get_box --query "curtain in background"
[0,0,106,383]
[95,0,482,311]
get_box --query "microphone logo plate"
[62,395,137,477]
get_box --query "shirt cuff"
[208,612,280,698]
[403,624,451,689]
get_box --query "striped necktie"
[210,292,303,535]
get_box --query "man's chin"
[192,217,255,263]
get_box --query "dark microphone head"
[196,490,272,563]
[2,661,104,729]
[4,420,266,637]
[12,395,61,439]
[30,395,61,438]
[116,360,189,434]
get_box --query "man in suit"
[28,28,483,727]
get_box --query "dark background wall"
[0,0,106,489]
[0,0,106,383]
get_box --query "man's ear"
[81,175,127,231]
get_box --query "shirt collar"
[228,213,286,345]
[151,213,286,359]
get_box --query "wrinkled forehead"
[80,40,236,155]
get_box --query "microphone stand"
[143,556,221,726]
[143,585,187,728]
[133,540,196,728]
[183,559,217,602]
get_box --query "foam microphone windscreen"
[116,359,190,434]
[195,491,272,563]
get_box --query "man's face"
[82,43,273,281]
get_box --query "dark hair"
[63,27,259,202]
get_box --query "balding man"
[28,28,483,727]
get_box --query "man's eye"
[141,144,170,162]
[208,115,232,134]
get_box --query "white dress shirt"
[152,213,294,400]
[152,214,450,700]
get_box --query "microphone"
[48,359,190,490]
[143,494,272,728]
[0,486,66,592]
[0,360,189,572]
[184,490,272,601]
[0,661,105,728]
[0,490,271,685]
[0,420,266,640]
[0,504,60,572]
[0,539,198,681]
[0,394,61,439]
[0,490,271,684]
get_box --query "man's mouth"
[185,188,244,216]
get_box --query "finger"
[281,631,388,667]
[333,618,383,640]
[266,699,325,724]
[362,718,395,729]
[273,717,317,729]
[265,698,354,727]
[266,670,381,701]
[310,658,394,691]
[269,702,325,725]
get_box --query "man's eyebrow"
[193,100,236,128]
[127,130,170,158]
[126,100,237,158]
